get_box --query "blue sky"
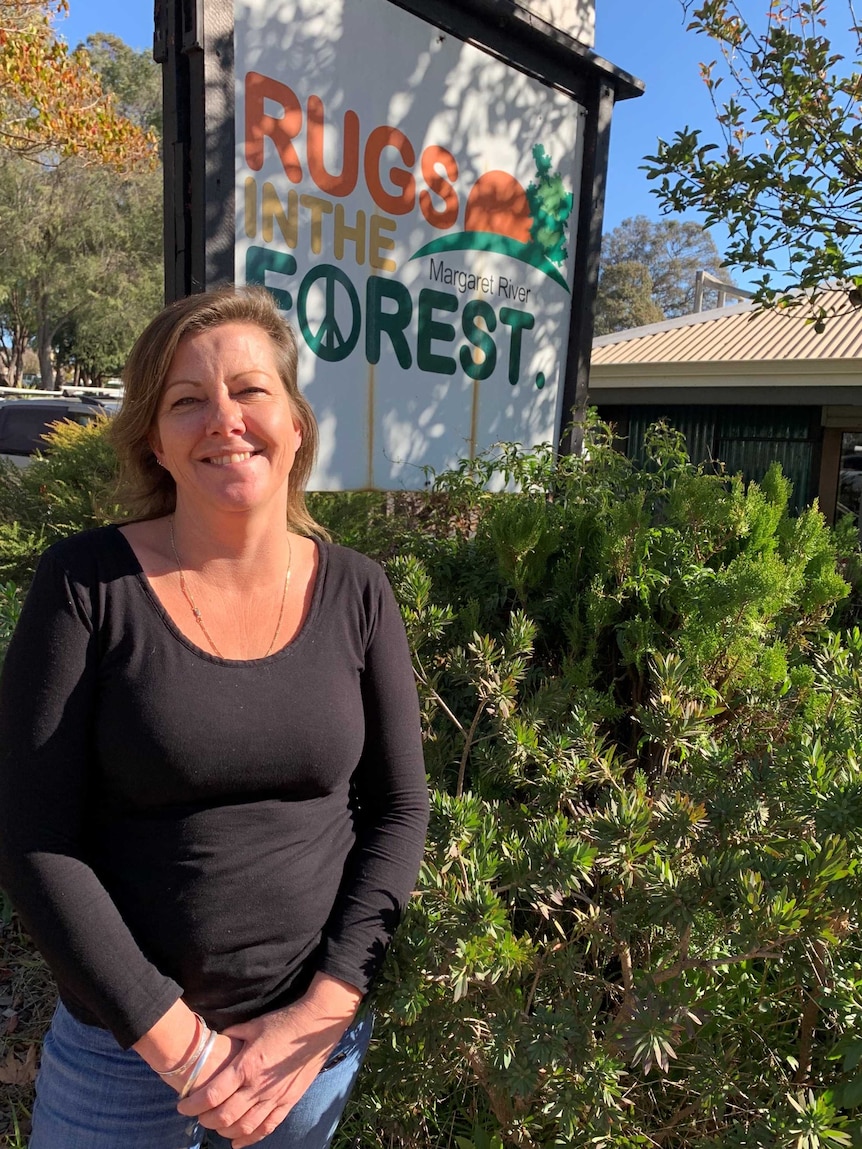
[56,0,860,271]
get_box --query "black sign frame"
[155,0,642,454]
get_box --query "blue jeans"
[30,1001,372,1149]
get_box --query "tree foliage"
[597,215,733,335]
[82,32,162,137]
[644,0,862,314]
[593,259,664,336]
[0,26,163,385]
[0,154,162,385]
[0,0,156,166]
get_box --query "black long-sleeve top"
[0,527,428,1048]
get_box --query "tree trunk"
[37,326,55,390]
[5,296,30,387]
[36,294,57,390]
[12,338,24,387]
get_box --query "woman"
[0,286,429,1149]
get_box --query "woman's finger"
[233,1105,293,1148]
[175,1058,246,1119]
[221,1020,257,1042]
[218,1098,292,1148]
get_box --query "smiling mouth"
[204,451,258,466]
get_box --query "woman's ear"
[147,430,163,466]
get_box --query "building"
[589,292,862,524]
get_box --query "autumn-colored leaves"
[0,0,157,167]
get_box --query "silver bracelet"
[179,1029,218,1100]
[158,1014,208,1079]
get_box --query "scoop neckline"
[110,523,328,666]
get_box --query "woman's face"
[148,322,302,519]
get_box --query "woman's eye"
[171,395,199,408]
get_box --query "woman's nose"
[206,392,245,434]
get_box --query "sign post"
[157,0,642,488]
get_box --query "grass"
[0,911,54,1148]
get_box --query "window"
[837,431,862,531]
[0,403,100,455]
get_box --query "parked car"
[0,397,118,467]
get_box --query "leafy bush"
[0,421,438,584]
[3,416,862,1147]
[0,418,120,584]
[337,425,862,1149]
[0,581,21,666]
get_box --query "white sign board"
[235,0,585,489]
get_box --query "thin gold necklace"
[169,516,292,658]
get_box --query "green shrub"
[0,421,442,583]
[0,418,120,584]
[337,424,862,1149]
[3,415,862,1147]
[0,581,21,665]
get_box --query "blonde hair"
[110,286,327,538]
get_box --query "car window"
[0,403,102,455]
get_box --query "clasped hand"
[175,996,354,1149]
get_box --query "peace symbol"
[297,265,362,363]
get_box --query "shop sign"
[235,0,585,488]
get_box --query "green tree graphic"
[526,144,573,267]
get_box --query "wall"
[517,0,595,47]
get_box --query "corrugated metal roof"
[591,292,862,365]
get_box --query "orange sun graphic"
[463,171,532,244]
